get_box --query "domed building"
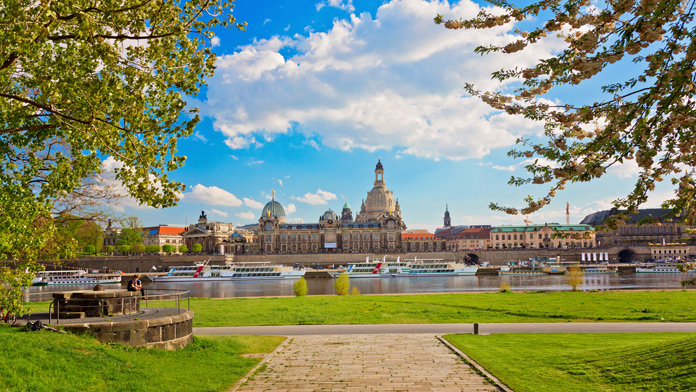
[257,159,406,254]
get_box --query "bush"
[293,277,308,297]
[333,273,350,296]
[103,245,114,254]
[162,244,175,253]
[83,245,95,255]
[145,244,160,253]
[566,267,584,291]
[117,245,131,254]
[179,244,188,253]
[499,282,511,293]
[131,244,145,253]
[350,286,361,296]
[192,243,203,253]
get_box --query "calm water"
[24,272,694,299]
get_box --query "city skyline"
[103,0,675,232]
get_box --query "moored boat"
[341,256,478,278]
[635,264,682,273]
[151,261,305,282]
[32,270,122,286]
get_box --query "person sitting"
[127,274,143,295]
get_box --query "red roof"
[401,232,438,240]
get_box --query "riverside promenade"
[194,323,696,392]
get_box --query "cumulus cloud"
[185,184,242,206]
[236,211,256,221]
[316,0,354,12]
[243,197,265,209]
[211,36,220,47]
[286,203,297,214]
[294,189,337,205]
[201,0,565,161]
[211,208,228,217]
[100,156,159,212]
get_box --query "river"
[24,272,694,299]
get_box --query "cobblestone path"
[235,334,499,392]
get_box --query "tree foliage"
[162,244,175,253]
[178,244,189,253]
[117,228,142,247]
[145,244,161,253]
[192,243,203,253]
[436,0,696,228]
[293,277,308,297]
[333,273,350,296]
[1,0,244,315]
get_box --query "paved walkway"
[195,322,696,336]
[233,334,499,392]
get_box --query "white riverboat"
[32,270,122,286]
[340,257,478,278]
[635,264,683,273]
[151,261,305,282]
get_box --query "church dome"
[375,159,383,170]
[364,187,395,213]
[320,209,339,222]
[261,199,286,220]
[342,201,351,212]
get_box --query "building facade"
[401,230,447,252]
[182,211,235,253]
[581,208,696,246]
[490,224,596,249]
[142,226,185,250]
[258,160,407,254]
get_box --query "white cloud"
[607,159,641,179]
[193,131,208,143]
[278,179,283,187]
[263,18,272,25]
[247,160,264,166]
[100,156,158,212]
[243,197,265,209]
[202,0,565,161]
[294,189,337,205]
[286,203,297,214]
[211,208,228,217]
[288,218,304,223]
[211,36,220,47]
[236,211,256,221]
[316,0,354,12]
[185,184,242,206]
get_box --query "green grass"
[444,333,696,392]
[25,290,696,327]
[0,324,284,392]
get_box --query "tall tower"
[444,204,451,228]
[374,158,385,187]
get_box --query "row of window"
[622,226,679,235]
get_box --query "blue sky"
[106,0,673,232]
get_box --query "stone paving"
[235,334,499,392]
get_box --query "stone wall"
[62,309,194,350]
[64,245,653,272]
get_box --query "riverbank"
[26,290,696,327]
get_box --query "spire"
[272,190,275,200]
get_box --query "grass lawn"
[24,290,696,327]
[0,324,284,392]
[444,333,696,392]
[144,290,694,326]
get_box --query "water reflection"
[24,273,694,299]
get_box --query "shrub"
[179,244,189,253]
[334,273,350,296]
[145,244,160,253]
[103,245,114,254]
[131,244,145,253]
[499,282,511,293]
[117,245,131,254]
[162,244,175,253]
[566,267,584,291]
[192,243,203,253]
[293,277,308,297]
[83,245,95,255]
[350,286,361,296]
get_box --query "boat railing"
[43,289,190,326]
